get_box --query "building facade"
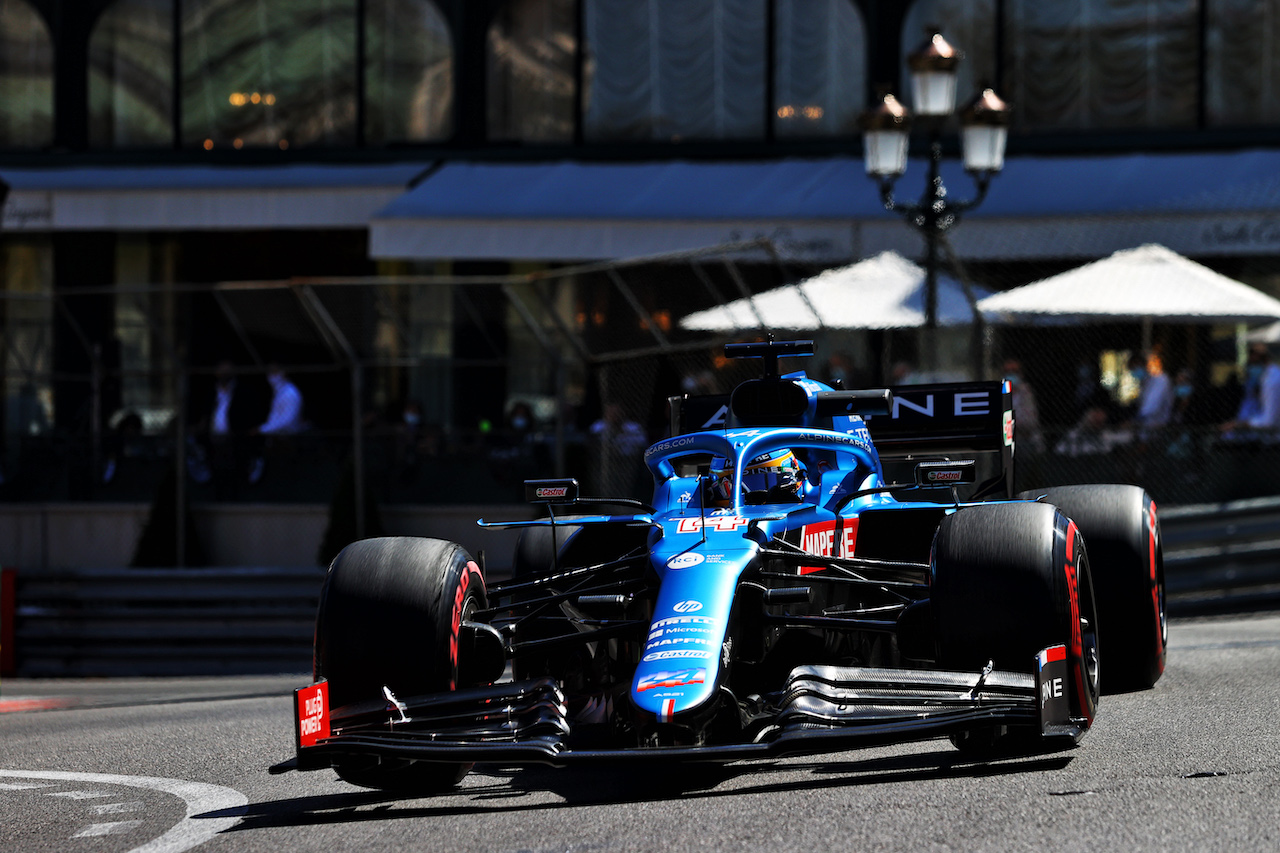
[4,0,1280,516]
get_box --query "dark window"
[0,0,53,148]
[89,0,174,148]
[773,0,866,138]
[487,0,576,142]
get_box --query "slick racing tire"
[1018,485,1166,694]
[314,536,487,792]
[932,503,1100,754]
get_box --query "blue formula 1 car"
[272,339,1167,792]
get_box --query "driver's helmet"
[707,449,806,506]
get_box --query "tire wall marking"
[1063,521,1093,725]
[1148,498,1166,672]
[0,769,246,853]
[448,560,485,690]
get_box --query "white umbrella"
[680,251,988,331]
[978,243,1280,326]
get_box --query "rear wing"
[871,381,1014,499]
[668,379,1015,498]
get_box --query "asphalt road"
[1,612,1278,853]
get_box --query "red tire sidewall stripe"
[1064,521,1094,725]
[1147,498,1166,674]
[448,560,486,691]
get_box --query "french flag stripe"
[660,699,675,722]
[1039,645,1066,667]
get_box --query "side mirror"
[815,389,893,417]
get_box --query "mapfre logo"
[535,487,568,498]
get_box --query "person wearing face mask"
[1221,344,1280,438]
[1132,352,1174,433]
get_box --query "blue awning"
[369,151,1280,262]
[0,163,433,231]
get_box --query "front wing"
[272,648,1081,774]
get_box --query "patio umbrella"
[978,244,1280,326]
[680,251,988,332]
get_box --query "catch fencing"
[4,235,1280,570]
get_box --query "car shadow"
[197,748,1074,832]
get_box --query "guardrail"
[4,499,1279,678]
[1162,495,1280,616]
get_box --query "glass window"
[1206,0,1280,126]
[900,0,996,113]
[180,0,357,149]
[1,239,55,449]
[89,0,174,148]
[0,0,53,148]
[583,0,767,141]
[774,0,865,138]
[1003,0,1198,132]
[487,0,576,142]
[365,0,454,144]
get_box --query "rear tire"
[1018,485,1166,693]
[931,503,1100,753]
[314,536,486,792]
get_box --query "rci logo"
[672,600,703,613]
[667,553,705,569]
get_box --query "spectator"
[1221,344,1280,437]
[1003,358,1044,453]
[199,361,259,498]
[590,402,648,497]
[249,364,305,483]
[1131,352,1174,432]
[1055,405,1123,457]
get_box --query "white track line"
[0,769,247,853]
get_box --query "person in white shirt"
[1221,344,1280,438]
[248,364,305,483]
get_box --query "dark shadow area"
[198,748,1074,831]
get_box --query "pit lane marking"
[0,769,247,853]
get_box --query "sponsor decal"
[645,436,698,459]
[648,625,714,641]
[645,637,714,650]
[447,561,483,690]
[954,391,991,416]
[638,668,706,692]
[535,486,568,498]
[295,682,330,748]
[1036,644,1069,730]
[927,469,965,483]
[798,431,859,445]
[672,599,703,613]
[651,615,717,629]
[677,516,749,534]
[678,491,693,503]
[700,405,729,429]
[1003,411,1015,447]
[643,650,715,662]
[799,518,858,559]
[666,552,706,569]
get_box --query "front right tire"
[931,502,1101,751]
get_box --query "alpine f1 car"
[272,339,1166,791]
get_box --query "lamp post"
[860,33,1010,376]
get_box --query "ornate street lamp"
[860,33,1011,375]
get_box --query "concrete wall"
[0,503,534,574]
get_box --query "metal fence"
[5,235,1280,560]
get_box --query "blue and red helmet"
[708,449,805,506]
